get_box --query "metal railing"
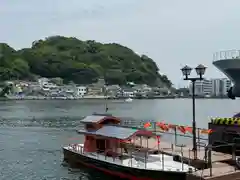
[213,50,240,61]
[67,143,191,172]
[120,119,208,146]
[204,142,239,177]
[118,119,240,177]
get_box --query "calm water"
[0,99,239,180]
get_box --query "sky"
[1,0,240,87]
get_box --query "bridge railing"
[213,50,240,61]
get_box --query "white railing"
[67,144,190,172]
[213,50,240,61]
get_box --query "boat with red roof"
[62,114,196,180]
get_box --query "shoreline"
[0,96,231,101]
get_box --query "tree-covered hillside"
[0,36,172,87]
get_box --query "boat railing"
[120,120,208,151]
[213,50,240,61]
[68,144,192,172]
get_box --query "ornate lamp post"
[181,64,207,159]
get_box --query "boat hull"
[63,148,188,180]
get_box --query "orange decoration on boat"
[156,122,169,131]
[144,122,151,128]
[200,129,213,134]
[177,126,186,134]
[156,122,161,127]
[168,124,177,130]
[184,126,193,133]
[148,121,213,135]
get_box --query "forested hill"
[0,36,172,87]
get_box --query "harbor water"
[0,99,239,180]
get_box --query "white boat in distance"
[125,98,133,102]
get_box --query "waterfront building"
[38,78,49,87]
[87,78,105,95]
[222,78,232,95]
[76,86,87,96]
[189,78,232,97]
[189,79,212,96]
[211,79,222,96]
[117,87,136,98]
[211,78,232,96]
[106,85,121,97]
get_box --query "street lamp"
[181,64,207,160]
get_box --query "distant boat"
[125,98,133,102]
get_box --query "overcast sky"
[1,0,240,87]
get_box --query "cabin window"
[86,124,95,129]
[100,119,116,125]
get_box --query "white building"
[211,78,232,96]
[221,78,231,95]
[76,86,87,96]
[189,78,232,96]
[189,79,212,96]
[38,78,49,87]
[211,79,221,96]
[123,91,135,97]
[38,78,57,90]
[42,82,57,91]
[120,88,136,97]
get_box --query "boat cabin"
[78,115,156,156]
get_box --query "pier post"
[157,136,160,161]
[145,137,149,169]
[174,126,177,148]
[207,148,212,176]
[232,143,236,171]
[105,140,107,160]
[176,144,185,170]
[140,136,142,147]
[162,149,164,170]
[197,128,200,152]
[188,149,191,166]
[145,151,147,169]
[120,145,123,164]
[113,140,116,162]
[204,147,207,164]
[130,150,132,167]
[181,146,184,171]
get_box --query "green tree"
[12,58,30,78]
[0,36,172,87]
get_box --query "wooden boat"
[63,115,196,180]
